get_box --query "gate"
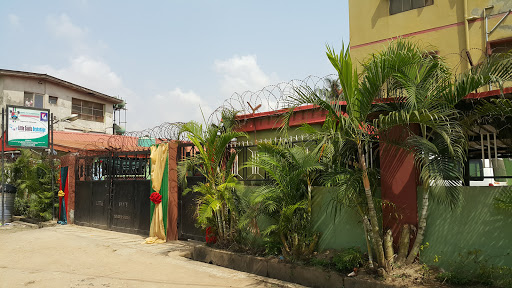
[75,151,151,235]
[177,143,205,241]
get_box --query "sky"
[1,0,350,131]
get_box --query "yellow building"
[349,0,512,77]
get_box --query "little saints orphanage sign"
[6,105,49,148]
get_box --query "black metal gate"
[177,143,206,241]
[75,151,151,235]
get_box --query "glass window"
[24,92,34,107]
[390,0,433,15]
[72,98,104,122]
[34,94,44,108]
[469,159,484,181]
[49,96,58,105]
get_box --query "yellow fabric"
[145,143,169,244]
[145,202,166,244]
[58,190,65,197]
[151,143,169,193]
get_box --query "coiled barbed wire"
[75,47,498,154]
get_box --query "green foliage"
[178,110,248,244]
[308,248,363,273]
[8,149,58,221]
[436,249,512,287]
[243,143,323,259]
[494,187,512,212]
[332,247,364,273]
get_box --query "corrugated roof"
[53,131,154,152]
[0,69,123,104]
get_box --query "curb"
[12,216,58,228]
[187,246,400,288]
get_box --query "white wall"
[0,75,115,134]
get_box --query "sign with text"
[6,105,50,148]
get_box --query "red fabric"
[150,192,162,204]
[205,227,217,244]
[59,166,69,219]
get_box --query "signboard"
[6,105,50,148]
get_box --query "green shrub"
[7,149,58,221]
[332,247,363,273]
[435,249,512,287]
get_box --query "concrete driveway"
[0,224,304,288]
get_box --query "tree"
[9,149,58,220]
[243,143,324,258]
[178,111,247,244]
[285,39,512,270]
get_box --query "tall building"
[349,0,512,79]
[0,69,124,134]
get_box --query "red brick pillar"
[58,153,77,224]
[167,141,179,241]
[379,125,419,243]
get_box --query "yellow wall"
[349,0,512,75]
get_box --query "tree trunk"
[363,215,375,269]
[216,211,224,239]
[406,189,429,264]
[358,143,386,270]
[307,181,313,215]
[396,224,410,263]
[220,204,228,240]
[384,229,394,266]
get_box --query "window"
[24,92,44,108]
[72,98,104,122]
[487,37,512,55]
[390,0,433,15]
[49,96,58,105]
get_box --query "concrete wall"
[419,186,512,268]
[349,0,512,76]
[0,75,114,134]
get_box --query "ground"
[0,223,304,288]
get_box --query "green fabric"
[150,157,169,234]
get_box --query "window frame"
[390,0,433,15]
[24,92,44,108]
[48,96,58,105]
[487,36,512,55]
[71,98,105,123]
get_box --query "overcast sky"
[1,0,350,131]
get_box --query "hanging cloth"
[58,167,68,225]
[145,143,168,244]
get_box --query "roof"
[235,88,512,132]
[53,131,156,152]
[0,69,123,104]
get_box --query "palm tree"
[178,111,247,243]
[379,47,512,264]
[285,39,512,269]
[243,143,324,258]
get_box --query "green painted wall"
[419,187,512,268]
[241,185,367,251]
[311,187,367,251]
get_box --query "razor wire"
[75,46,500,154]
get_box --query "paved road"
[0,224,304,288]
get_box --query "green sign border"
[6,105,50,149]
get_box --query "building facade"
[0,69,123,134]
[349,0,512,77]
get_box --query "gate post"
[167,141,179,241]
